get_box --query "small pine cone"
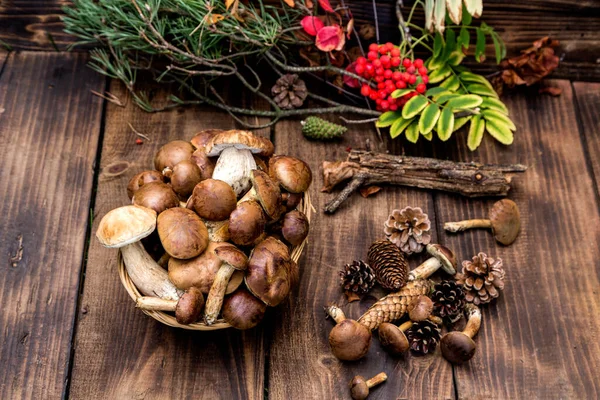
[384,207,432,255]
[368,239,409,291]
[301,116,347,140]
[357,280,433,330]
[406,320,442,355]
[271,74,308,110]
[457,252,505,305]
[432,280,466,322]
[339,260,375,295]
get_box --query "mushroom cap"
[127,170,164,200]
[132,182,180,214]
[175,287,205,325]
[245,236,291,306]
[190,129,223,150]
[426,243,457,274]
[190,149,215,180]
[229,201,267,246]
[489,199,521,245]
[157,207,208,259]
[378,322,409,355]
[408,295,434,322]
[205,130,274,157]
[440,331,477,364]
[154,140,194,171]
[282,192,303,211]
[214,242,248,271]
[96,205,157,248]
[248,170,282,219]
[188,179,237,221]
[168,160,203,199]
[222,287,267,330]
[329,319,372,361]
[281,210,310,246]
[269,155,312,193]
[349,376,369,400]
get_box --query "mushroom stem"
[463,304,482,339]
[136,296,177,311]
[212,147,257,196]
[428,315,443,325]
[325,304,347,324]
[409,257,441,281]
[398,321,413,331]
[204,263,235,325]
[444,219,493,232]
[121,242,182,301]
[365,372,387,388]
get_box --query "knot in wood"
[473,172,485,183]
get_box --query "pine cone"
[406,320,441,355]
[432,280,465,322]
[302,116,347,140]
[368,239,409,290]
[339,260,375,295]
[271,74,307,110]
[384,207,432,255]
[457,252,505,305]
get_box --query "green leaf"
[434,31,444,57]
[406,122,420,143]
[422,131,433,141]
[392,89,414,99]
[419,103,441,134]
[442,29,456,61]
[475,27,486,62]
[428,64,452,83]
[440,74,460,91]
[479,21,491,34]
[428,57,446,71]
[435,92,460,103]
[402,95,430,119]
[376,111,402,128]
[467,115,485,150]
[437,107,455,141]
[426,87,449,97]
[454,115,473,132]
[466,83,499,98]
[482,109,516,130]
[481,97,509,114]
[486,119,514,145]
[447,51,465,66]
[459,27,470,50]
[459,71,494,90]
[424,0,434,31]
[390,117,414,139]
[462,3,472,25]
[433,0,446,33]
[491,32,506,63]
[446,94,483,109]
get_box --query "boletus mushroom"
[408,295,434,322]
[190,149,215,181]
[268,155,312,193]
[127,170,164,199]
[245,236,292,306]
[132,182,180,214]
[349,372,387,400]
[190,129,223,150]
[154,140,194,172]
[280,210,309,246]
[229,200,267,246]
[325,305,371,361]
[440,304,482,364]
[186,179,237,242]
[409,244,457,281]
[222,287,267,330]
[444,199,520,245]
[96,205,181,300]
[136,287,204,325]
[157,207,208,259]
[378,321,413,356]
[281,192,303,211]
[239,170,282,220]
[163,160,202,199]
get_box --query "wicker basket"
[118,191,312,330]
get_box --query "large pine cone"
[406,320,441,355]
[271,74,307,110]
[368,239,409,291]
[432,280,465,322]
[457,252,505,305]
[384,207,432,255]
[339,260,375,295]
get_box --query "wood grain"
[572,82,600,197]
[267,121,455,399]
[430,80,600,398]
[67,81,269,399]
[0,52,105,399]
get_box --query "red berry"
[135,138,143,145]
[369,43,379,52]
[376,98,382,104]
[396,80,407,89]
[418,67,428,76]
[408,75,417,84]
[379,46,388,55]
[357,57,367,65]
[389,104,398,111]
[413,59,424,68]
[360,85,370,96]
[375,75,384,83]
[402,58,412,68]
[416,83,426,93]
[355,64,365,74]
[378,90,388,99]
[392,71,402,81]
[402,72,411,82]
[365,64,375,74]
[391,57,401,67]
[380,55,390,65]
[367,51,378,61]
[406,66,416,74]
[390,48,400,58]
[373,59,382,68]
[421,75,429,84]
[377,82,385,89]
[385,42,394,50]
[369,92,378,100]
[386,85,396,95]
[375,67,384,76]
[383,70,393,79]
[381,100,390,109]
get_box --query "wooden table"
[1,43,600,400]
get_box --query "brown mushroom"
[163,160,202,199]
[378,321,413,356]
[157,208,208,259]
[280,210,309,246]
[282,192,303,211]
[132,182,180,214]
[188,179,237,221]
[440,304,481,364]
[408,296,434,322]
[349,372,387,400]
[409,244,457,281]
[444,199,520,245]
[127,170,164,199]
[245,236,292,306]
[229,200,267,246]
[239,170,282,220]
[222,287,267,330]
[325,305,372,361]
[190,149,215,180]
[154,140,194,172]
[136,287,204,325]
[268,155,312,193]
[204,243,249,325]
[190,129,223,150]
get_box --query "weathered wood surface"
[67,82,270,399]
[0,52,105,399]
[573,82,600,196]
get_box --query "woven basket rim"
[118,190,312,330]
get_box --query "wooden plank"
[68,81,269,399]
[430,80,600,398]
[267,123,455,399]
[573,82,600,195]
[0,52,105,399]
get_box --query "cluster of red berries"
[355,42,428,112]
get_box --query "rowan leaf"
[475,27,486,62]
[459,71,495,90]
[428,64,452,83]
[434,31,444,57]
[464,0,482,18]
[481,97,509,114]
[445,94,483,109]
[406,122,420,143]
[426,87,449,97]
[462,3,472,25]
[485,119,514,145]
[467,115,485,150]
[428,56,446,71]
[440,74,460,91]
[390,117,414,138]
[435,92,460,103]
[376,110,402,128]
[402,95,430,119]
[466,83,498,98]
[482,109,516,130]
[491,32,506,63]
[453,115,473,132]
[442,29,456,61]
[423,131,433,140]
[447,51,465,66]
[391,89,413,99]
[419,103,441,134]
[459,27,470,50]
[437,107,455,141]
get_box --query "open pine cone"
[271,74,308,110]
[432,280,465,322]
[384,207,431,255]
[406,320,441,355]
[457,253,505,305]
[339,260,375,295]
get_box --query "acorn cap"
[426,243,457,275]
[175,287,205,325]
[205,130,274,157]
[268,155,312,193]
[214,242,248,271]
[489,199,520,245]
[249,170,282,220]
[96,205,157,248]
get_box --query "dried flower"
[318,0,334,13]
[301,16,324,36]
[343,62,360,88]
[384,207,432,255]
[315,25,345,52]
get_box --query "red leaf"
[318,0,334,13]
[343,62,360,88]
[359,186,381,198]
[301,16,325,36]
[315,25,345,52]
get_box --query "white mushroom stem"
[212,147,257,197]
[409,257,443,281]
[444,219,492,232]
[121,241,182,301]
[325,305,346,324]
[204,262,236,325]
[463,304,482,338]
[136,296,178,311]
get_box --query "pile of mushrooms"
[96,129,312,328]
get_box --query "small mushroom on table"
[444,199,520,245]
[440,304,482,364]
[349,372,387,400]
[136,287,204,325]
[409,244,457,281]
[325,305,371,361]
[378,321,413,356]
